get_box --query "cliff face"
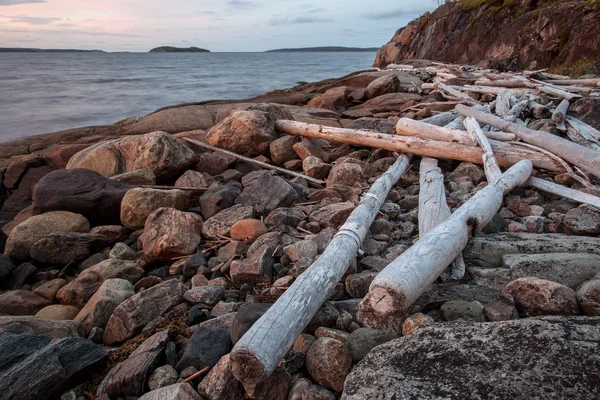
[374,0,600,71]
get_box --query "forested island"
[149,46,210,53]
[0,48,104,53]
[266,46,378,52]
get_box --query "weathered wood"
[464,117,502,182]
[418,158,465,281]
[396,118,476,145]
[531,79,584,100]
[551,99,570,129]
[230,155,412,386]
[526,176,600,208]
[545,78,600,87]
[420,111,458,127]
[566,116,600,142]
[464,233,600,268]
[474,79,535,89]
[456,104,600,178]
[434,81,481,105]
[357,160,532,333]
[275,120,563,172]
[182,137,326,186]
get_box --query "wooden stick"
[566,116,600,142]
[551,99,570,129]
[544,78,600,86]
[183,366,211,383]
[275,120,562,172]
[434,81,481,105]
[420,111,459,127]
[527,177,600,208]
[531,79,584,100]
[474,79,535,89]
[464,117,502,182]
[229,155,412,385]
[418,158,466,281]
[456,104,600,178]
[182,137,326,186]
[141,185,208,192]
[357,160,533,333]
[396,118,515,144]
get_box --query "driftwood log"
[229,155,412,386]
[551,99,570,130]
[356,160,532,333]
[396,118,515,143]
[464,117,502,182]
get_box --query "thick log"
[551,99,570,126]
[229,155,412,386]
[456,104,600,178]
[434,81,481,105]
[275,120,563,172]
[526,176,600,208]
[396,118,514,143]
[418,158,465,281]
[545,78,600,86]
[474,79,534,89]
[464,233,600,268]
[357,160,532,333]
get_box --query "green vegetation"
[149,46,210,53]
[550,56,600,77]
[458,0,516,11]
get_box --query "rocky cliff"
[374,0,600,73]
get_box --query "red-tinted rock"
[230,219,267,243]
[0,290,50,315]
[502,277,579,316]
[197,354,245,400]
[306,337,352,392]
[401,313,435,336]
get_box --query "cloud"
[9,14,61,25]
[227,0,257,9]
[364,5,434,20]
[269,15,333,26]
[0,0,45,5]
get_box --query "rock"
[67,131,196,181]
[199,183,242,220]
[217,241,248,262]
[345,117,396,134]
[111,169,157,185]
[197,354,245,400]
[284,240,318,263]
[35,305,79,321]
[202,205,254,239]
[503,278,579,316]
[401,313,434,336]
[440,300,485,322]
[230,244,273,285]
[32,278,66,302]
[142,208,203,263]
[265,207,305,227]
[5,262,36,290]
[326,163,363,187]
[250,368,291,400]
[30,232,113,265]
[309,202,355,229]
[365,74,400,99]
[302,385,336,400]
[467,266,511,291]
[230,219,267,243]
[576,278,600,316]
[90,225,129,243]
[345,272,378,298]
[235,171,298,217]
[564,204,600,234]
[270,135,299,166]
[303,157,331,179]
[183,286,226,306]
[449,162,485,185]
[0,290,51,315]
[5,211,90,262]
[484,293,519,322]
[347,327,396,363]
[230,303,271,344]
[56,259,143,308]
[343,317,600,400]
[139,383,202,400]
[0,332,107,400]
[306,337,352,392]
[148,365,178,390]
[103,280,186,345]
[0,254,17,280]
[196,151,237,176]
[0,316,83,338]
[120,188,188,230]
[176,327,231,371]
[109,242,139,260]
[32,168,133,225]
[74,278,135,334]
[97,330,169,398]
[175,170,209,188]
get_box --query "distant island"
[0,48,104,53]
[149,46,210,53]
[266,46,379,52]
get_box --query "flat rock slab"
[0,316,84,338]
[343,317,600,400]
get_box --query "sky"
[0,0,438,52]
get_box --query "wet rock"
[111,169,157,185]
[32,168,133,225]
[564,204,600,234]
[576,277,600,316]
[230,219,267,243]
[56,259,143,308]
[30,232,113,265]
[148,365,178,391]
[67,131,196,181]
[230,303,271,344]
[35,305,79,321]
[0,290,51,315]
[306,337,352,392]
[401,312,434,336]
[347,327,397,363]
[139,383,202,400]
[199,183,242,220]
[5,211,90,262]
[202,204,254,239]
[236,171,298,217]
[142,208,203,263]
[175,170,209,188]
[97,330,169,398]
[309,202,355,229]
[270,135,299,166]
[103,280,186,345]
[440,300,485,322]
[365,74,400,99]
[197,354,245,400]
[121,188,188,230]
[74,278,135,334]
[503,277,579,316]
[303,156,331,179]
[176,327,231,371]
[343,317,600,400]
[184,286,226,306]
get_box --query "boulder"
[5,211,90,262]
[32,168,134,225]
[440,300,485,322]
[103,280,186,345]
[184,286,226,306]
[235,171,298,217]
[111,169,157,185]
[306,337,352,392]
[346,328,396,363]
[199,183,242,220]
[309,202,355,229]
[67,131,196,181]
[503,278,579,316]
[30,232,113,265]
[202,204,253,239]
[343,317,600,400]
[326,163,363,187]
[0,290,51,316]
[303,156,331,179]
[74,278,135,334]
[0,316,83,337]
[35,305,80,321]
[564,204,600,234]
[230,244,273,285]
[196,152,237,176]
[56,259,143,308]
[121,188,188,230]
[365,74,400,99]
[576,278,600,316]
[265,207,305,227]
[270,135,299,166]
[0,254,17,280]
[148,365,179,390]
[229,219,267,243]
[32,278,67,302]
[250,368,292,400]
[197,354,245,400]
[175,170,209,188]
[139,383,202,400]
[176,327,231,371]
[230,303,271,344]
[401,313,435,336]
[141,208,203,263]
[4,262,36,290]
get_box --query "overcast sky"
[0,0,437,51]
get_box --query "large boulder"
[564,204,600,235]
[67,131,196,181]
[32,168,134,225]
[235,171,298,217]
[365,74,400,99]
[502,277,579,316]
[120,188,188,230]
[141,208,203,263]
[5,211,90,262]
[343,317,600,400]
[0,291,51,316]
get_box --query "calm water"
[0,52,376,141]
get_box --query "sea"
[0,51,377,142]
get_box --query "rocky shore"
[0,59,600,400]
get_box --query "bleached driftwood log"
[456,104,600,178]
[275,120,563,171]
[566,116,600,142]
[552,99,570,130]
[420,111,458,127]
[545,78,600,87]
[357,160,533,333]
[418,158,465,281]
[434,81,481,105]
[526,177,600,209]
[396,118,515,143]
[464,117,502,182]
[230,155,412,386]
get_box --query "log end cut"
[356,286,407,335]
[230,347,267,386]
